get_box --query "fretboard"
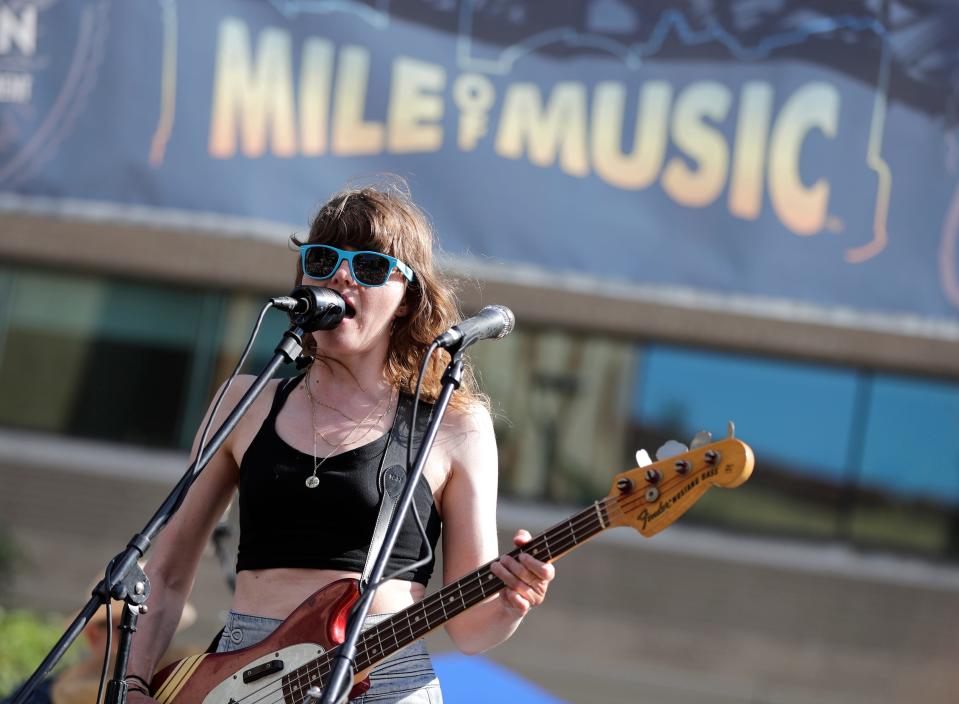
[283,499,611,699]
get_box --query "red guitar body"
[151,579,370,704]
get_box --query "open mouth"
[343,302,357,319]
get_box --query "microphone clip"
[294,354,314,370]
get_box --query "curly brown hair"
[291,178,485,411]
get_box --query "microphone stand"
[318,348,465,704]
[10,323,310,704]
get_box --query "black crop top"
[235,375,442,585]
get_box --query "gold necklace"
[311,392,365,423]
[304,368,391,445]
[311,397,367,432]
[302,370,395,489]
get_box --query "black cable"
[184,301,273,587]
[407,341,440,480]
[94,560,115,704]
[192,301,273,478]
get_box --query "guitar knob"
[644,469,661,484]
[675,460,690,475]
[690,430,712,449]
[656,439,689,461]
[616,477,634,493]
[704,450,720,465]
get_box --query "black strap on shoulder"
[360,392,426,588]
[265,373,304,422]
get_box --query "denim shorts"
[215,610,442,704]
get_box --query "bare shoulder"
[220,373,261,404]
[434,402,499,535]
[206,374,259,429]
[220,373,287,415]
[438,401,496,471]
[441,401,494,440]
[202,374,286,455]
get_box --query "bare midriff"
[232,568,428,620]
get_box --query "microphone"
[434,305,515,352]
[270,285,346,332]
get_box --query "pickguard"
[203,644,327,704]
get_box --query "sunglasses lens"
[304,246,340,279]
[352,253,393,286]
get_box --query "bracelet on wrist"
[124,675,152,696]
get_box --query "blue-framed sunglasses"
[300,244,415,288]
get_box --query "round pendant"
[305,475,320,489]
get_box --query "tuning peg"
[727,420,735,438]
[655,439,689,461]
[635,449,652,467]
[689,430,712,449]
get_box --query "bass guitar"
[152,431,754,704]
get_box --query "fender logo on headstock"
[636,466,719,530]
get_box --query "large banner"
[2,1,959,330]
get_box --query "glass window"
[0,267,304,451]
[858,375,959,503]
[633,345,861,539]
[179,297,299,448]
[848,374,959,555]
[636,345,861,477]
[0,267,208,448]
[632,345,959,555]
[470,326,637,503]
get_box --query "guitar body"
[151,579,370,704]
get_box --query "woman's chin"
[314,326,375,355]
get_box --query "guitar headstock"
[606,434,754,537]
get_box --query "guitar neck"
[352,499,612,670]
[283,501,613,694]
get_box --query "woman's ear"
[394,282,412,318]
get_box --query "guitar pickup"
[242,659,284,683]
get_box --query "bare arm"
[126,377,257,685]
[440,405,555,655]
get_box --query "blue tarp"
[432,654,567,704]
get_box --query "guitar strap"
[360,391,422,591]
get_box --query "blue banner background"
[2,1,958,324]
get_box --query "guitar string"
[278,502,619,702]
[310,497,654,702]
[336,473,690,674]
[227,469,705,704]
[241,477,684,704]
[342,487,646,672]
[242,479,679,704]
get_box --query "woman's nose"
[330,259,353,285]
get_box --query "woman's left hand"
[489,529,556,616]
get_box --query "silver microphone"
[434,305,515,352]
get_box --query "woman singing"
[125,181,555,703]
